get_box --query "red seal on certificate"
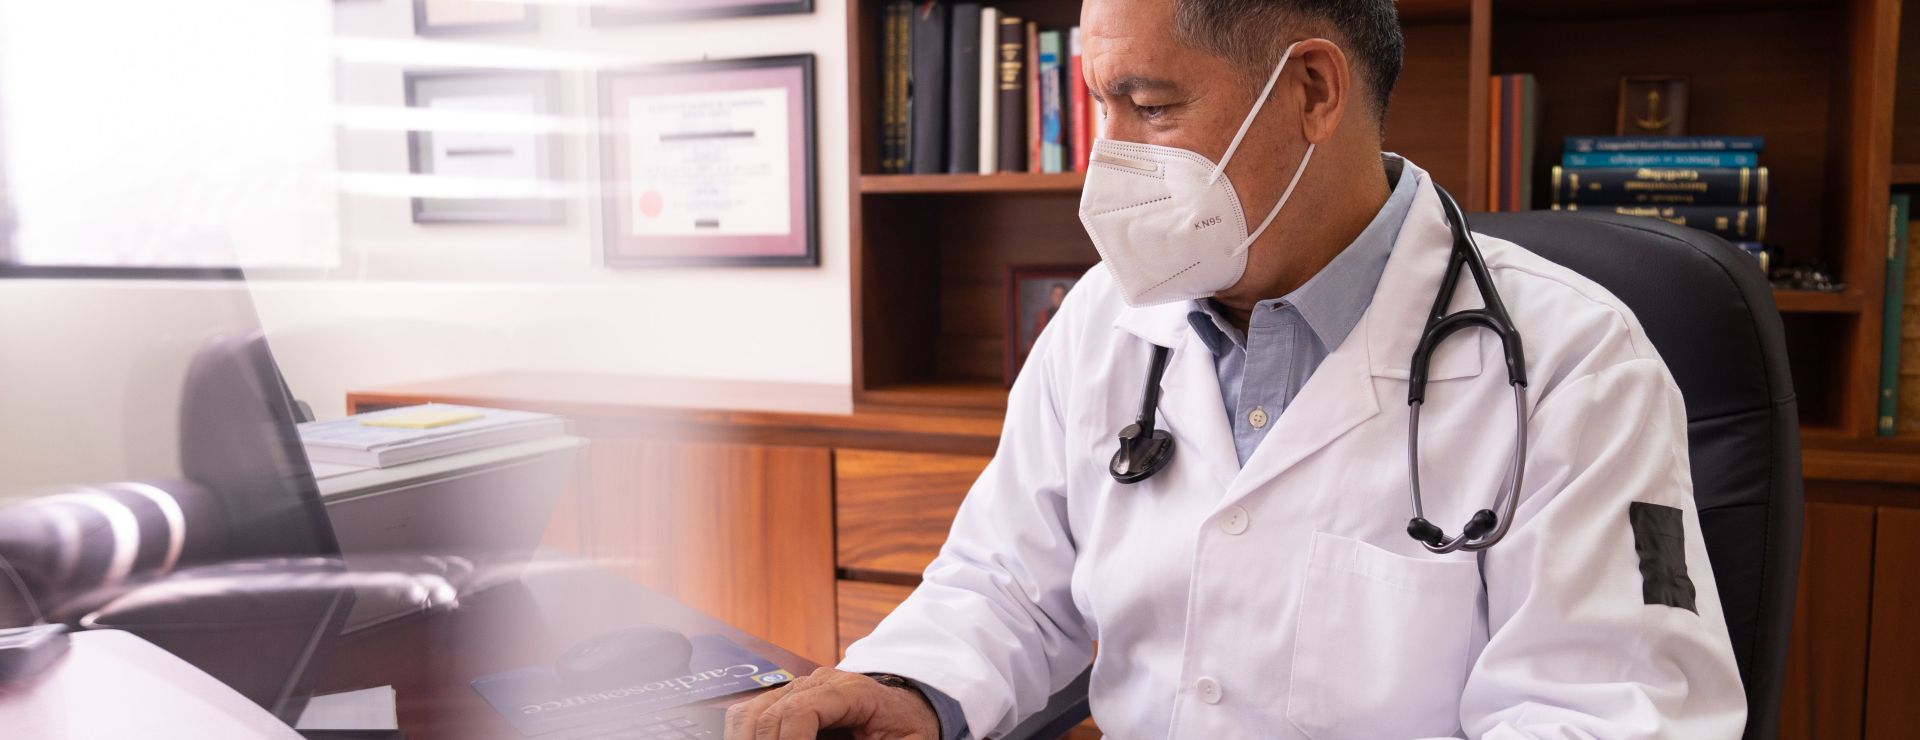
[636,189,664,219]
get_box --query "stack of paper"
[299,404,566,468]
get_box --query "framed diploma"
[413,0,538,36]
[405,70,564,224]
[590,0,813,25]
[597,55,817,267]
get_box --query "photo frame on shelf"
[1616,76,1689,136]
[597,54,817,267]
[412,0,538,36]
[589,0,813,26]
[1005,264,1092,385]
[405,70,564,224]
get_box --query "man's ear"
[1289,38,1351,145]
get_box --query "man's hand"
[724,667,940,740]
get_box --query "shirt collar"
[1186,153,1416,355]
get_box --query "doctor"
[729,0,1746,737]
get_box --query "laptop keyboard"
[536,706,723,739]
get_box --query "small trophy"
[1616,76,1689,136]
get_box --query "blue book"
[1882,193,1912,436]
[470,635,794,736]
[1565,136,1765,153]
[1038,30,1063,173]
[1562,151,1760,169]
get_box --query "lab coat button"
[1221,506,1249,535]
[1196,676,1223,704]
[1248,406,1269,429]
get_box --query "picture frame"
[404,70,565,224]
[1005,264,1092,385]
[597,54,818,268]
[1616,76,1689,136]
[589,0,814,26]
[412,0,539,37]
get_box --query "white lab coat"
[838,160,1746,739]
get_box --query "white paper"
[427,94,541,183]
[294,685,399,731]
[625,87,790,237]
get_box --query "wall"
[0,0,853,430]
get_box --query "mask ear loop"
[1231,142,1313,257]
[1207,39,1308,188]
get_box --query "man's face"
[1081,0,1308,234]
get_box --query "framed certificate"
[405,70,564,224]
[413,0,538,36]
[597,55,817,267]
[590,0,813,25]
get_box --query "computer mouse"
[556,625,694,690]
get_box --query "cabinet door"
[1867,506,1920,736]
[1778,501,1875,740]
[583,440,837,665]
[837,579,917,660]
[836,450,989,578]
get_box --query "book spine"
[1038,31,1062,173]
[1562,151,1760,169]
[1070,27,1090,172]
[1564,135,1765,153]
[1551,166,1769,206]
[946,3,982,174]
[908,0,949,175]
[1505,74,1522,211]
[880,1,905,173]
[994,15,1026,173]
[1025,21,1039,173]
[1487,74,1502,211]
[1557,203,1767,241]
[1519,74,1539,211]
[977,7,998,174]
[1883,194,1912,435]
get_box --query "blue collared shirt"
[1188,154,1414,465]
[905,154,1417,739]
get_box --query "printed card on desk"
[469,635,793,736]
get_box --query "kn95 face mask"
[1078,40,1317,308]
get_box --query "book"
[880,1,909,173]
[1563,151,1761,169]
[1499,75,1515,210]
[1487,72,1503,211]
[1551,166,1770,206]
[1882,194,1912,436]
[946,3,982,174]
[907,0,949,175]
[1038,30,1064,173]
[1554,203,1768,241]
[1519,74,1538,210]
[977,7,999,174]
[1901,218,1920,434]
[1025,21,1039,173]
[470,635,793,737]
[995,14,1026,172]
[1565,135,1764,153]
[299,404,566,468]
[1487,74,1537,211]
[1070,27,1091,172]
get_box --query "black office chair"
[1009,211,1805,740]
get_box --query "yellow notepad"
[361,407,485,430]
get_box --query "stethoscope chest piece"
[1110,422,1174,484]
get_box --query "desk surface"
[311,565,820,739]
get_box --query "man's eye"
[1137,105,1167,119]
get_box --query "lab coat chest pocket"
[1285,531,1481,740]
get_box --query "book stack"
[879,1,1094,176]
[299,403,568,468]
[1486,74,1538,212]
[1551,136,1770,258]
[1885,193,1919,436]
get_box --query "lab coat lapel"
[1228,163,1481,501]
[1113,302,1239,492]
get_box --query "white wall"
[0,0,853,426]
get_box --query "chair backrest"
[1473,210,1804,740]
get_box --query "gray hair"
[1170,0,1403,129]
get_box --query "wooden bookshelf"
[860,172,1084,194]
[1895,163,1920,185]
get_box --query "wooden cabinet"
[1779,502,1876,740]
[837,579,916,660]
[837,450,988,578]
[1867,507,1920,735]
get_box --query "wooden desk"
[310,565,819,739]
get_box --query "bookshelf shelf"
[860,172,1085,195]
[857,381,1008,412]
[1894,163,1920,186]
[1774,289,1867,314]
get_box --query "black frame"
[404,69,566,225]
[597,54,818,268]
[412,0,540,37]
[590,0,813,26]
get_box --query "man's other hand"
[724,667,940,740]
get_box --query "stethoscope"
[1109,184,1530,554]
